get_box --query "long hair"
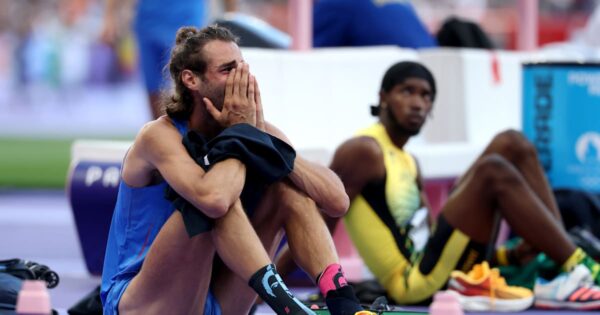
[162,25,239,120]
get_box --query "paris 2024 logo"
[575,132,600,188]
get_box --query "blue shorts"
[103,278,221,315]
[203,290,222,315]
[134,29,173,93]
[133,0,204,93]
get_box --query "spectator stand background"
[0,0,142,138]
[1,0,600,188]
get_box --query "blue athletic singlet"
[100,119,221,315]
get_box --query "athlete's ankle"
[316,264,363,315]
[580,255,600,283]
[562,247,600,284]
[317,263,349,295]
[248,264,315,315]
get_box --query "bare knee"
[212,200,245,230]
[265,181,318,220]
[279,181,317,215]
[475,154,523,194]
[490,129,537,161]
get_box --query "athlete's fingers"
[231,63,242,97]
[203,97,221,121]
[225,68,236,100]
[254,76,265,130]
[239,63,249,99]
[247,74,255,107]
[255,76,263,113]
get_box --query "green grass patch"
[0,138,74,188]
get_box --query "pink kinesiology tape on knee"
[318,263,348,295]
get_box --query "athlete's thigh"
[249,181,291,256]
[441,159,503,243]
[119,211,216,314]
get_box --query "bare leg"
[477,130,561,219]
[211,200,272,282]
[283,183,339,280]
[465,130,563,264]
[119,211,216,315]
[212,183,288,315]
[442,154,575,265]
[119,201,273,315]
[214,181,341,314]
[276,207,341,280]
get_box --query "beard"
[385,105,422,136]
[200,78,226,111]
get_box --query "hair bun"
[175,27,199,45]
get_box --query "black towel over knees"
[165,123,296,237]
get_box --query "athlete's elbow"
[325,193,350,218]
[194,193,231,219]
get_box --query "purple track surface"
[0,190,591,314]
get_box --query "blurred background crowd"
[1,2,600,312]
[0,0,597,110]
[0,0,599,188]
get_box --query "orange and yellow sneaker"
[447,261,534,312]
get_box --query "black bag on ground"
[555,189,600,237]
[555,188,600,260]
[0,259,59,289]
[0,273,21,314]
[67,285,102,315]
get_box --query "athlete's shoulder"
[138,116,179,140]
[332,136,384,174]
[132,116,183,157]
[339,135,382,159]
[331,136,386,197]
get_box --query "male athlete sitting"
[100,25,370,315]
[324,61,600,310]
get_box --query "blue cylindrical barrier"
[67,160,122,275]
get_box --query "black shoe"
[325,286,364,315]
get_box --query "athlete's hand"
[253,76,265,131]
[204,63,261,129]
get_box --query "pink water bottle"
[16,280,51,315]
[430,291,464,315]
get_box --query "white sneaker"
[534,264,600,310]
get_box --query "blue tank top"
[101,119,188,302]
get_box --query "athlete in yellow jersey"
[327,61,600,306]
[341,122,483,304]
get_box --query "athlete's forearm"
[191,158,247,218]
[288,156,349,217]
[260,122,348,215]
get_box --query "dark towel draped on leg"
[165,123,296,237]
